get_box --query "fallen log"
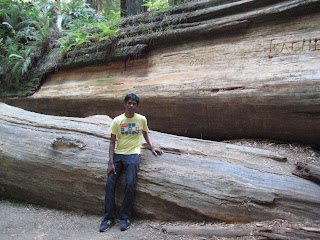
[258,227,320,240]
[0,103,319,222]
[162,221,320,239]
[162,225,257,238]
[292,162,320,185]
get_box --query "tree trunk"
[120,0,127,17]
[121,0,147,17]
[88,0,103,14]
[1,103,319,222]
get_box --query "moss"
[94,74,119,85]
[95,79,114,85]
[0,77,40,97]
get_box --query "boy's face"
[124,98,138,114]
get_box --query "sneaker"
[99,219,115,232]
[120,219,130,231]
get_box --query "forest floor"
[1,139,319,240]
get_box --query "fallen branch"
[162,221,320,239]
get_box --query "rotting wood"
[292,162,320,185]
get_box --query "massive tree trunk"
[0,103,319,222]
[3,0,320,147]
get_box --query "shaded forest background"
[0,0,190,97]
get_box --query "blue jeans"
[103,154,140,221]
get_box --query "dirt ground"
[0,200,184,240]
[1,139,319,240]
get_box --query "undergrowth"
[0,0,119,97]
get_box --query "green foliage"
[106,9,121,23]
[94,22,117,39]
[143,0,194,12]
[57,22,117,54]
[57,31,92,53]
[27,3,54,46]
[0,0,55,93]
[0,37,33,86]
[7,48,33,82]
[143,0,170,13]
[57,0,119,54]
[61,0,106,31]
[0,0,118,96]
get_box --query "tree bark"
[121,0,147,17]
[1,103,319,222]
[121,0,127,17]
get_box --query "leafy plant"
[0,0,54,92]
[27,3,53,47]
[9,50,32,82]
[61,0,106,31]
[58,31,92,53]
[58,22,117,53]
[0,0,121,96]
[143,0,170,13]
[1,42,33,86]
[94,22,117,40]
[106,10,121,23]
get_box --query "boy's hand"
[107,163,116,175]
[152,147,164,156]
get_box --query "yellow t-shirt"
[110,113,149,154]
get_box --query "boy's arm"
[107,133,117,175]
[142,131,164,156]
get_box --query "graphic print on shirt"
[121,123,140,135]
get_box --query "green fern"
[2,46,33,84]
[93,22,117,40]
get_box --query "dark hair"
[124,93,140,105]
